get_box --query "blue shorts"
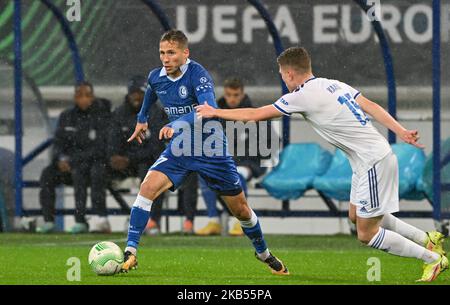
[150,148,243,196]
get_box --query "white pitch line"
[30,238,127,247]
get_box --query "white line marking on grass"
[30,238,127,247]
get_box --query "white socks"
[381,214,427,246]
[125,246,137,255]
[237,166,251,180]
[258,249,271,261]
[369,227,439,263]
[133,194,153,212]
[239,209,258,228]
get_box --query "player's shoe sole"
[416,255,448,282]
[121,251,138,273]
[255,252,290,276]
[425,231,446,256]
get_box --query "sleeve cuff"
[272,103,292,116]
[137,114,148,124]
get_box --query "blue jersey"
[137,59,228,158]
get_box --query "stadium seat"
[312,144,427,202]
[261,143,332,200]
[402,175,427,201]
[313,149,352,201]
[391,143,426,199]
[420,138,450,206]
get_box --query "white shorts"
[350,152,399,218]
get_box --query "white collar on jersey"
[159,58,191,82]
[294,76,316,92]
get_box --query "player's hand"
[195,102,217,119]
[399,129,425,148]
[127,122,148,144]
[159,126,175,140]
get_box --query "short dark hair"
[224,78,244,90]
[277,47,312,74]
[75,80,94,93]
[160,29,188,49]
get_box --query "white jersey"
[273,77,391,173]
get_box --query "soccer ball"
[88,241,124,275]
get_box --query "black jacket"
[217,94,269,179]
[52,99,112,166]
[107,97,168,163]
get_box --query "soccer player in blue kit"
[122,30,289,276]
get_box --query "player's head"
[223,78,245,108]
[74,80,95,110]
[159,30,189,77]
[277,47,312,92]
[127,75,147,109]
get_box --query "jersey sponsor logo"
[156,90,167,95]
[200,77,208,83]
[280,98,288,105]
[64,126,76,132]
[164,103,199,117]
[178,85,188,99]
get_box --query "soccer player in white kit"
[196,47,448,282]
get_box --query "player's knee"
[232,205,252,221]
[139,180,159,201]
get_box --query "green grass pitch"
[0,233,448,285]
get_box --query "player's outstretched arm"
[195,102,282,122]
[356,95,425,148]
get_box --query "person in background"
[36,81,111,234]
[176,173,198,234]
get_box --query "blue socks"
[240,209,269,259]
[126,195,153,253]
